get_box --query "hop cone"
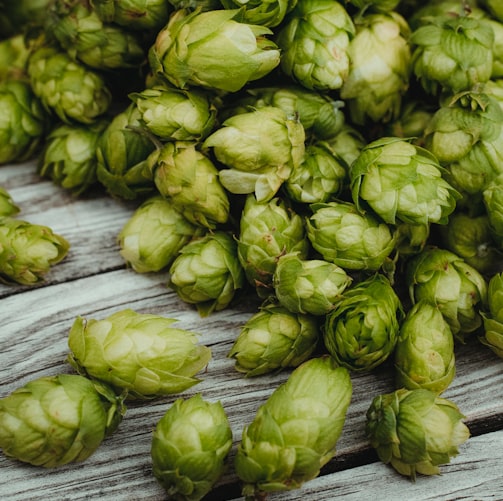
[237,194,309,296]
[168,231,246,316]
[406,247,488,341]
[227,302,320,376]
[306,200,397,271]
[151,394,232,501]
[0,216,69,285]
[411,13,494,96]
[394,300,456,394]
[480,272,503,358]
[67,309,212,399]
[0,374,126,467]
[273,253,352,316]
[483,174,503,246]
[235,356,352,499]
[27,44,112,124]
[0,79,50,165]
[350,137,460,226]
[275,0,355,91]
[148,8,280,92]
[0,34,30,81]
[37,119,109,194]
[366,388,470,479]
[340,11,411,124]
[152,141,230,229]
[0,187,20,217]
[95,103,157,200]
[323,273,403,372]
[118,195,202,273]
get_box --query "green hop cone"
[273,253,352,316]
[148,8,280,92]
[275,0,355,91]
[227,302,320,376]
[0,187,20,217]
[284,140,348,204]
[365,388,470,479]
[0,0,53,37]
[410,13,494,96]
[323,273,403,372]
[151,394,232,501]
[118,195,202,273]
[96,103,157,200]
[439,211,502,275]
[67,309,212,399]
[92,0,172,32]
[235,356,352,498]
[152,141,230,229]
[0,374,126,467]
[204,106,305,203]
[323,123,366,168]
[483,173,503,246]
[340,11,411,124]
[394,300,455,394]
[237,194,309,296]
[37,119,109,195]
[168,231,246,316]
[350,137,460,226]
[406,247,488,342]
[220,0,296,27]
[130,85,217,142]
[306,200,397,271]
[394,222,430,257]
[224,85,346,140]
[0,34,30,81]
[27,44,112,124]
[424,91,503,204]
[0,79,50,165]
[45,0,146,71]
[480,272,503,358]
[0,217,69,285]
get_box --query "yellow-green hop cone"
[67,309,212,399]
[235,356,352,498]
[480,272,503,358]
[168,231,246,316]
[365,388,470,479]
[406,247,488,342]
[273,253,352,316]
[0,216,69,285]
[27,44,112,124]
[0,186,20,217]
[37,119,109,195]
[151,394,232,501]
[483,174,503,246]
[394,300,455,394]
[227,302,320,376]
[118,195,203,273]
[152,141,230,229]
[0,79,50,165]
[323,273,403,372]
[0,34,30,81]
[274,0,355,91]
[204,106,305,203]
[0,374,126,468]
[148,8,280,92]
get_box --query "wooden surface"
[1,160,503,501]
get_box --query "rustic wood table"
[1,160,503,500]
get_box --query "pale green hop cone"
[0,374,126,467]
[0,216,69,285]
[151,394,232,501]
[235,356,352,499]
[227,302,320,376]
[273,253,352,315]
[0,187,20,217]
[480,272,503,358]
[168,231,246,316]
[394,300,455,394]
[365,388,470,479]
[323,273,403,372]
[118,195,203,273]
[67,309,212,399]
